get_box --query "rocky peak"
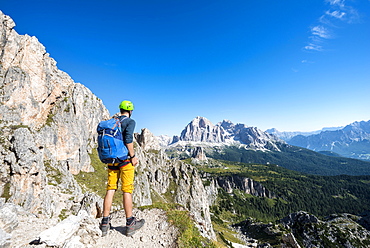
[180,116,225,143]
[343,120,370,135]
[266,128,278,133]
[177,116,282,151]
[218,119,235,130]
[134,128,161,151]
[194,116,213,128]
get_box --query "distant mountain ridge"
[279,120,370,161]
[266,126,343,141]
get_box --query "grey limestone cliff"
[216,175,275,198]
[0,11,110,217]
[134,128,216,240]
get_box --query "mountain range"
[277,120,370,161]
[162,116,370,176]
[265,126,343,141]
[161,116,281,151]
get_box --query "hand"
[130,156,138,166]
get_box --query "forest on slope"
[206,143,370,176]
[192,159,370,222]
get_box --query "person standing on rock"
[100,100,145,237]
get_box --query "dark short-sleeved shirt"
[118,115,135,144]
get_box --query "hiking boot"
[100,216,111,237]
[125,217,145,237]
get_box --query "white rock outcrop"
[38,210,89,247]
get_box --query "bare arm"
[126,142,138,166]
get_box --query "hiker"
[99,100,145,237]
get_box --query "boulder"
[0,203,19,233]
[0,228,11,248]
[38,210,89,247]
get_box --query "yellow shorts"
[106,162,135,193]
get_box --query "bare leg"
[123,191,145,236]
[103,190,115,217]
[123,192,133,218]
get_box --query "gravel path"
[94,209,178,248]
[9,208,179,248]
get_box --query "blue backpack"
[97,116,128,163]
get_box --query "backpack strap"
[118,116,129,129]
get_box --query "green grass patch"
[1,182,11,200]
[148,149,160,154]
[59,209,68,220]
[212,221,243,247]
[45,160,63,185]
[73,149,122,206]
[45,112,55,127]
[9,124,30,130]
[163,180,178,203]
[150,189,167,204]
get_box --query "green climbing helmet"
[119,100,134,111]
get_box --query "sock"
[126,216,135,226]
[102,216,110,225]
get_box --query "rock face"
[134,128,216,240]
[216,176,275,198]
[0,11,110,217]
[280,211,319,227]
[38,210,90,247]
[177,116,282,151]
[192,146,207,161]
[134,128,161,151]
[198,173,275,207]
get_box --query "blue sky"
[2,0,370,136]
